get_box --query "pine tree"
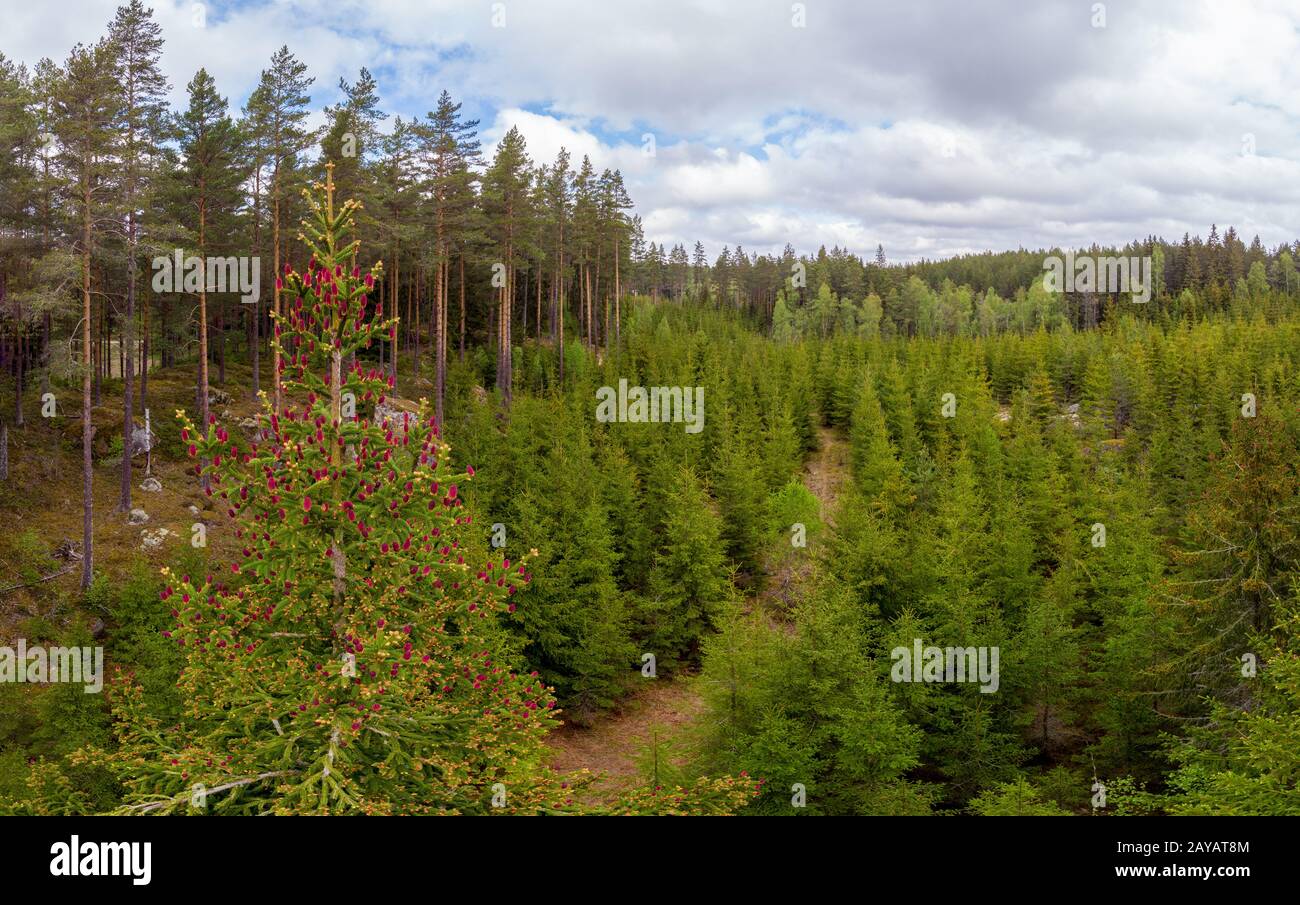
[54,39,121,588]
[543,149,572,364]
[482,126,533,406]
[598,168,633,342]
[245,47,314,415]
[0,54,43,428]
[419,91,481,421]
[172,68,243,486]
[370,115,415,380]
[1009,588,1081,754]
[571,155,598,345]
[107,0,168,510]
[319,68,382,218]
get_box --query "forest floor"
[0,356,437,634]
[0,363,261,633]
[804,426,849,527]
[544,678,710,805]
[544,423,850,800]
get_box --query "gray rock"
[140,527,175,551]
[129,425,155,457]
[140,476,163,493]
[128,508,150,525]
[373,401,402,429]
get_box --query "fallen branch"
[0,563,76,595]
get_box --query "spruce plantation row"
[3,263,1296,812]
[1,2,1298,815]
[467,296,1299,815]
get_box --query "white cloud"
[2,0,1297,261]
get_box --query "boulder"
[1062,402,1083,430]
[374,399,418,430]
[140,476,163,493]
[128,508,150,525]
[140,527,176,551]
[129,425,155,457]
[239,417,271,443]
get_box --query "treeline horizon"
[4,0,1299,445]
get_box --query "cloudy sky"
[4,0,1298,261]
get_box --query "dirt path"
[805,425,850,526]
[755,425,849,620]
[544,424,851,795]
[546,679,708,804]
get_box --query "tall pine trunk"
[198,190,210,492]
[120,205,137,510]
[140,283,149,409]
[271,166,282,416]
[80,168,94,590]
[250,167,261,399]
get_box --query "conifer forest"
[0,0,1296,859]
